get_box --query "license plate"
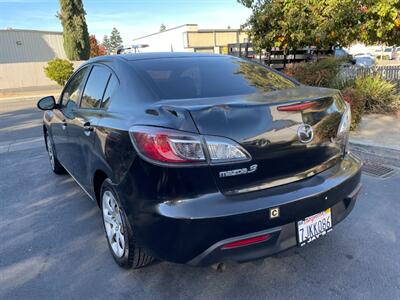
[297,208,332,246]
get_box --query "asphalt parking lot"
[1,98,399,299]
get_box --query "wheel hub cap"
[102,190,125,258]
[46,136,55,169]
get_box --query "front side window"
[61,67,89,118]
[81,66,111,109]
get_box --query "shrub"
[44,58,74,86]
[354,75,400,113]
[341,87,366,130]
[284,58,342,87]
[285,60,400,130]
[329,75,356,91]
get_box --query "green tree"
[102,35,111,54]
[239,0,400,54]
[109,27,123,51]
[57,0,90,60]
[239,0,317,57]
[239,0,361,53]
[279,1,315,52]
[359,0,400,46]
[310,0,362,49]
[238,1,282,53]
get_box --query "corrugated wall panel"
[0,30,67,63]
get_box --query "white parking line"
[0,136,44,154]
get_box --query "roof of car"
[88,52,226,64]
[119,52,224,61]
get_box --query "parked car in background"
[395,47,400,60]
[353,53,376,67]
[374,47,394,60]
[334,48,352,60]
[37,53,362,269]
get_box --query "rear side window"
[81,66,111,109]
[101,75,118,108]
[130,57,297,100]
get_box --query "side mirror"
[37,96,56,110]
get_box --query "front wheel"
[45,132,66,174]
[100,179,153,269]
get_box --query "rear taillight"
[129,126,205,163]
[277,101,316,112]
[337,102,351,154]
[204,136,249,163]
[129,126,250,165]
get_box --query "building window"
[194,48,214,54]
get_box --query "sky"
[0,0,251,44]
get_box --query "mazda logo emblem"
[297,124,314,144]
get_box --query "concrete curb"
[0,91,61,102]
[349,140,400,156]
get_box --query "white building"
[346,43,379,55]
[131,24,249,54]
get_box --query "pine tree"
[109,27,123,51]
[102,35,111,54]
[57,0,90,60]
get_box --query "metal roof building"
[0,29,67,64]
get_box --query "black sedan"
[37,53,362,269]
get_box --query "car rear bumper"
[188,182,361,266]
[122,153,362,265]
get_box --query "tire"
[45,131,66,174]
[100,179,153,269]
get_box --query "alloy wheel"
[46,134,55,170]
[102,190,126,258]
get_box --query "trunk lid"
[156,86,346,194]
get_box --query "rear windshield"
[130,57,297,100]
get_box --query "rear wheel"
[45,132,66,174]
[100,179,153,269]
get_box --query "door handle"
[83,121,94,136]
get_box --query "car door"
[67,64,113,190]
[51,66,90,171]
